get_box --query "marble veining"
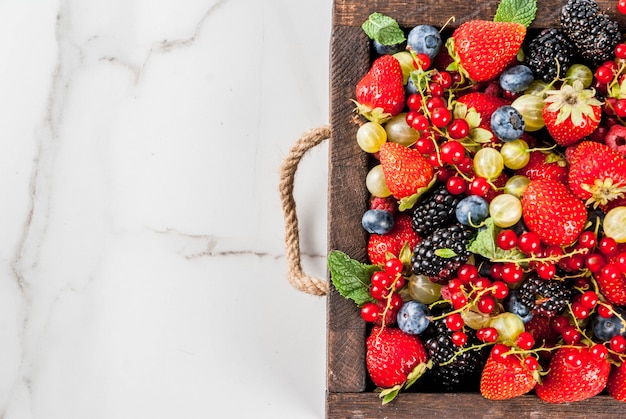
[0,1,331,417]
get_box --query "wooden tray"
[327,1,626,417]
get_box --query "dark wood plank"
[332,0,626,29]
[327,23,371,393]
[327,392,626,418]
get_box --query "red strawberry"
[480,346,538,400]
[595,263,626,306]
[379,141,434,200]
[354,55,405,123]
[366,326,428,389]
[367,214,420,265]
[370,196,398,214]
[535,346,610,403]
[607,363,626,402]
[516,150,568,184]
[567,141,626,209]
[521,178,587,246]
[452,21,526,82]
[542,80,603,147]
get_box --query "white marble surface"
[0,1,331,417]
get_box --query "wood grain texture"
[327,0,626,417]
[332,0,626,28]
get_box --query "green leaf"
[467,218,526,261]
[379,385,402,405]
[398,175,438,211]
[435,248,457,258]
[470,127,494,144]
[328,250,378,306]
[494,0,537,27]
[361,12,406,46]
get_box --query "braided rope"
[279,125,331,296]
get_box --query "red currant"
[496,229,518,251]
[448,118,470,140]
[552,315,570,334]
[406,93,423,111]
[415,135,436,154]
[414,53,431,70]
[434,70,453,88]
[620,0,626,14]
[440,140,466,164]
[429,82,444,97]
[477,294,496,314]
[595,64,614,84]
[516,331,535,350]
[451,291,468,310]
[571,301,590,320]
[616,98,626,118]
[564,349,584,368]
[590,343,609,361]
[536,262,556,280]
[446,175,467,195]
[585,253,606,273]
[490,280,509,299]
[564,254,585,272]
[451,331,468,346]
[523,356,539,371]
[561,326,582,345]
[489,263,503,281]
[518,231,541,255]
[369,284,389,300]
[597,303,614,318]
[384,258,403,275]
[501,262,524,284]
[616,251,626,273]
[577,231,597,250]
[393,275,406,290]
[580,290,599,310]
[616,43,626,60]
[599,237,618,256]
[425,96,446,112]
[456,156,473,174]
[447,278,463,293]
[491,343,511,361]
[600,263,623,284]
[371,271,392,288]
[611,335,626,353]
[360,302,380,322]
[431,107,452,128]
[476,327,499,343]
[445,312,465,331]
[472,277,491,291]
[457,264,479,284]
[468,176,490,197]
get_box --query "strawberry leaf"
[379,384,402,405]
[494,0,537,27]
[361,12,406,46]
[328,250,378,306]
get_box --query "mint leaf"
[328,250,377,306]
[435,248,457,258]
[467,218,526,261]
[494,0,537,27]
[361,12,406,46]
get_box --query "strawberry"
[451,21,526,82]
[535,346,610,403]
[378,141,434,201]
[567,141,626,209]
[607,363,626,402]
[367,213,420,265]
[516,150,568,184]
[542,80,603,147]
[595,264,626,306]
[354,55,405,123]
[366,326,428,389]
[521,178,587,246]
[480,346,538,400]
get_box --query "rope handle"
[279,125,331,296]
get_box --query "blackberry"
[411,223,474,283]
[518,274,573,317]
[525,28,576,82]
[411,185,461,237]
[560,0,621,66]
[424,317,484,391]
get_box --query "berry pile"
[328,0,626,405]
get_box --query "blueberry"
[591,308,626,341]
[504,289,534,323]
[373,39,407,56]
[490,105,525,142]
[455,195,489,226]
[397,300,431,335]
[406,25,442,59]
[499,65,534,92]
[362,209,394,234]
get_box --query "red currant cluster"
[360,258,406,324]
